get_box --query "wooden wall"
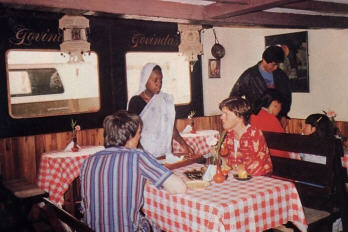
[0,115,347,184]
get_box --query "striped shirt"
[80,147,172,232]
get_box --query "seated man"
[219,96,272,176]
[80,110,186,232]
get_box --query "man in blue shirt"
[80,110,186,232]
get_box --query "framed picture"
[208,59,220,78]
[265,31,309,92]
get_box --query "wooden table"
[143,163,308,232]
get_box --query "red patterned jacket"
[222,126,272,176]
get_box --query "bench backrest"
[263,132,346,212]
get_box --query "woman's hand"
[183,143,195,157]
[172,126,195,157]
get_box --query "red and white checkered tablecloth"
[143,163,307,232]
[37,146,104,205]
[173,130,219,155]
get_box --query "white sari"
[137,63,175,158]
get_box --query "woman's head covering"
[137,63,158,94]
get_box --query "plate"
[186,180,210,189]
[233,174,252,181]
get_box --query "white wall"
[201,28,348,121]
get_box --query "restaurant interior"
[0,0,348,232]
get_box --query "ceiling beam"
[205,0,308,19]
[280,1,348,14]
[213,0,248,4]
[1,0,348,29]
[219,11,348,28]
[0,0,204,20]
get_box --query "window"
[126,52,191,105]
[6,50,100,118]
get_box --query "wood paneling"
[0,128,104,183]
[0,116,346,184]
[175,115,223,132]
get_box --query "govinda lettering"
[131,32,180,48]
[9,26,63,46]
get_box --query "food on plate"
[237,166,248,179]
[184,169,204,180]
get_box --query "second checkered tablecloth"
[173,130,219,155]
[37,146,104,205]
[143,163,307,232]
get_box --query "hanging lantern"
[178,24,203,71]
[59,15,90,63]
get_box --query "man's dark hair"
[219,96,251,125]
[103,110,142,148]
[262,45,285,64]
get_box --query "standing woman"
[128,63,194,158]
[219,96,272,176]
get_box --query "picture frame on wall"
[265,31,309,92]
[208,59,220,78]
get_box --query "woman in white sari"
[128,63,194,158]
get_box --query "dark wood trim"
[281,1,348,14]
[205,0,305,19]
[221,11,348,29]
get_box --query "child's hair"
[305,113,335,138]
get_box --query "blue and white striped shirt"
[80,147,172,232]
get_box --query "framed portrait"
[208,59,220,78]
[265,31,309,92]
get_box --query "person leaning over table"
[128,62,194,158]
[230,45,292,129]
[250,89,289,158]
[80,110,187,232]
[219,96,273,176]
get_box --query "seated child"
[296,113,335,164]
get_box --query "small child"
[297,113,335,164]
[302,113,335,138]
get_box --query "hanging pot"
[211,43,225,59]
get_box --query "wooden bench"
[42,197,94,232]
[263,132,348,232]
[0,178,49,229]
